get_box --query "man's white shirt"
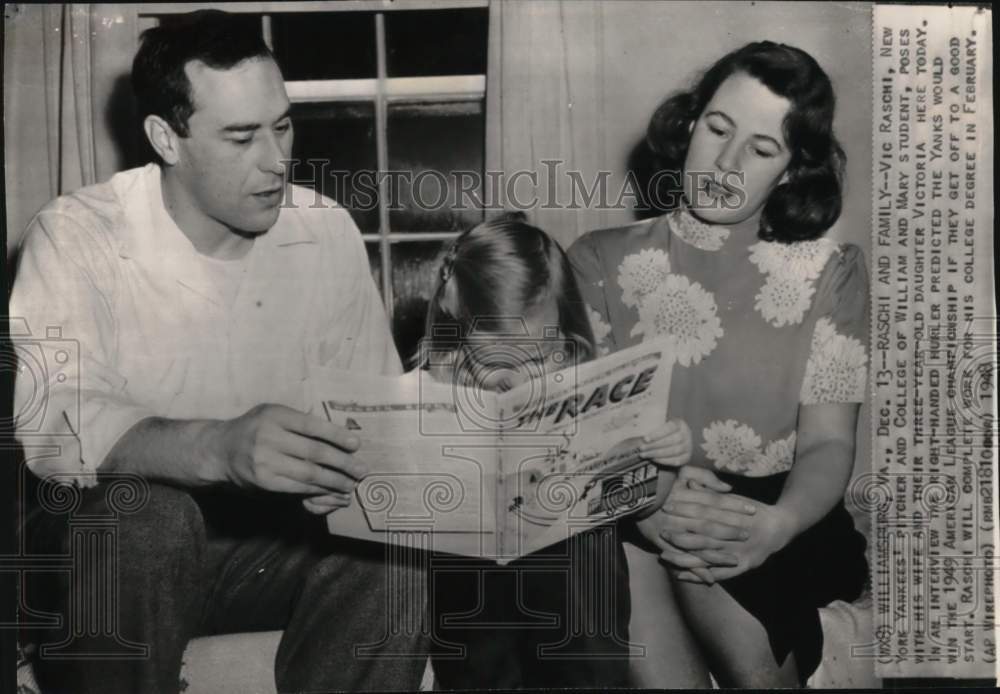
[11,163,401,487]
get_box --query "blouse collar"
[666,204,731,251]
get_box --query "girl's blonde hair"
[415,213,595,368]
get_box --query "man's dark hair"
[132,10,274,137]
[647,41,845,243]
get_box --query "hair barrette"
[440,243,459,283]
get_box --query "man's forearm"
[102,416,230,487]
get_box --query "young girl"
[569,42,869,688]
[416,214,691,689]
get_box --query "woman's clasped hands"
[639,465,798,585]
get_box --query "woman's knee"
[626,544,712,688]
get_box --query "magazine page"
[316,368,502,558]
[495,339,675,560]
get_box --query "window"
[139,2,490,361]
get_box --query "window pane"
[271,12,375,80]
[290,102,379,233]
[391,241,449,363]
[387,101,485,233]
[386,8,488,77]
[156,13,263,39]
[366,242,384,298]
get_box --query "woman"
[568,41,869,687]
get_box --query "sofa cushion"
[178,631,436,692]
[180,631,281,694]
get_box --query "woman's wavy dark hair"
[416,213,595,369]
[647,41,845,243]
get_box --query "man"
[12,10,427,693]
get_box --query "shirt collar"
[115,164,317,301]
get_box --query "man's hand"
[301,492,355,515]
[210,404,365,511]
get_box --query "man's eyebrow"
[705,110,784,150]
[221,123,261,134]
[220,109,292,134]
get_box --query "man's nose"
[258,132,288,177]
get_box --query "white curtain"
[4,3,138,257]
[485,0,613,249]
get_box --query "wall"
[5,2,872,253]
[592,0,872,251]
[3,4,140,258]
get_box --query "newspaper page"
[871,4,997,680]
[318,338,673,561]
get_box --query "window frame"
[139,0,489,315]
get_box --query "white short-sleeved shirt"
[12,163,401,487]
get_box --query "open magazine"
[316,338,674,563]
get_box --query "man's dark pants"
[23,481,429,693]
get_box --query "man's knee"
[24,482,209,654]
[34,482,207,570]
[114,484,206,564]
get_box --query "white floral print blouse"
[568,208,869,477]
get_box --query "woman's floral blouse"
[568,207,869,477]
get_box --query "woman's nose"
[714,139,740,173]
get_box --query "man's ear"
[143,115,182,165]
